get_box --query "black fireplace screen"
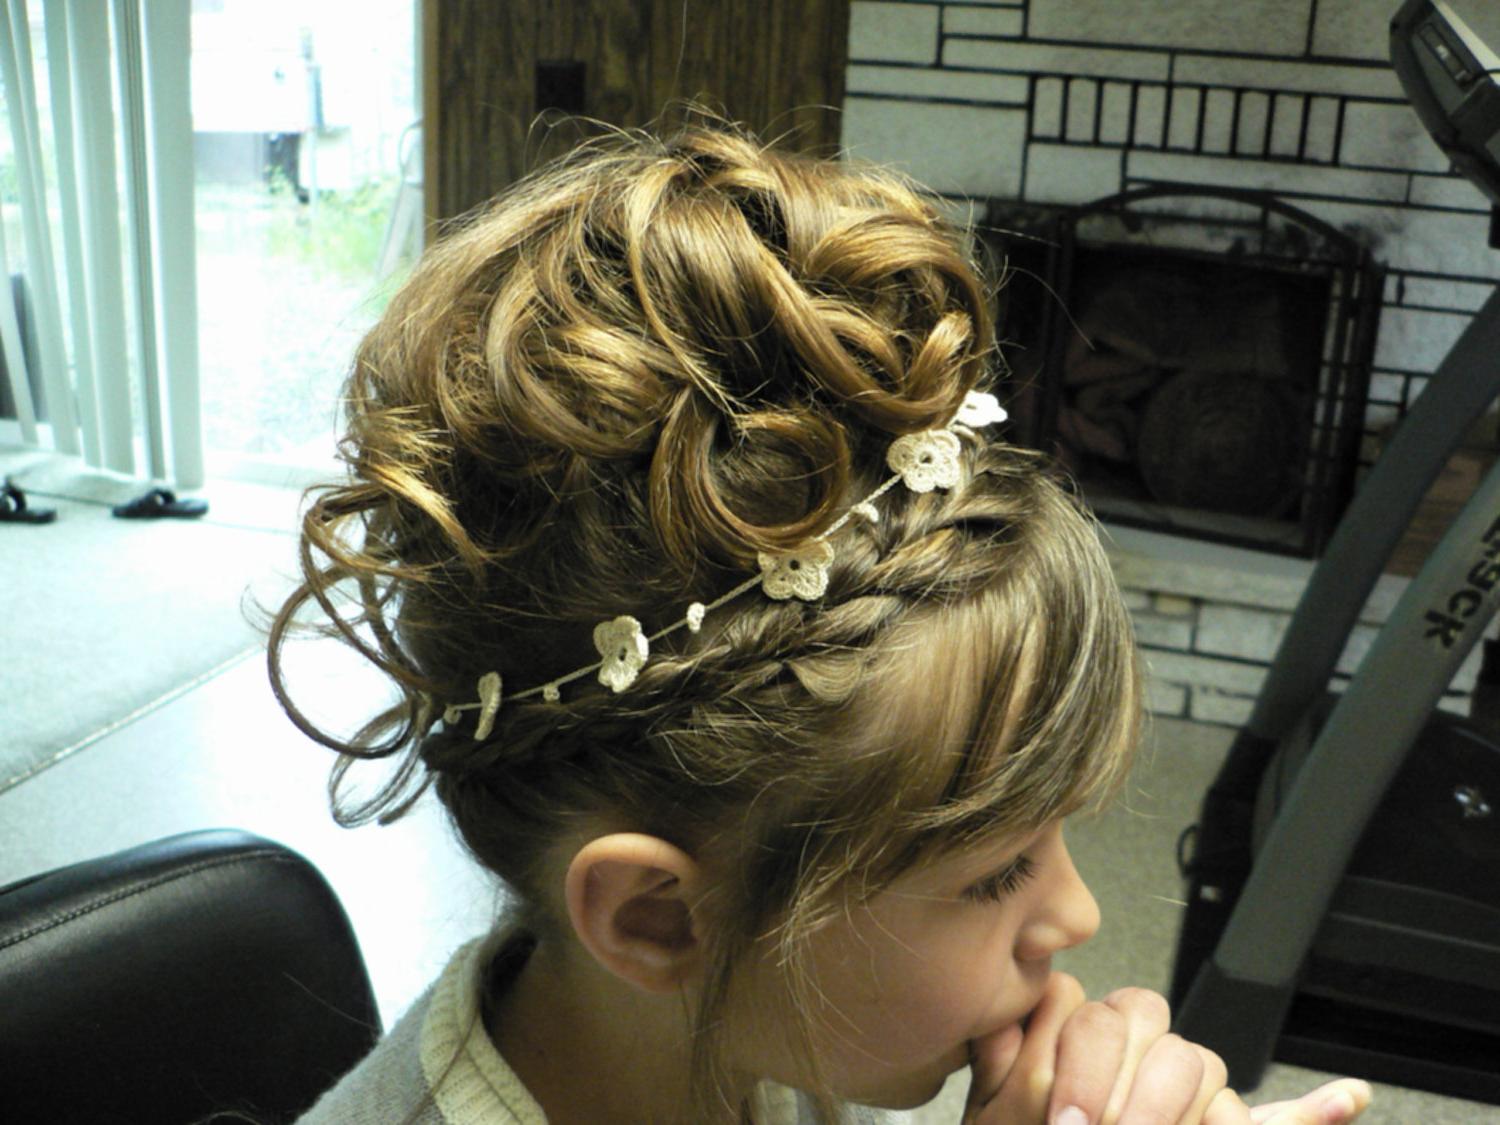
[983,186,1385,558]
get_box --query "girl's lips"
[1017,963,1054,1029]
[962,968,1054,1071]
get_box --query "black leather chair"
[0,829,382,1124]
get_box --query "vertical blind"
[0,0,201,488]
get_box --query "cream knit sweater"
[297,931,905,1124]
[297,932,546,1124]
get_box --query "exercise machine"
[1169,0,1500,1104]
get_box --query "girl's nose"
[1015,832,1101,962]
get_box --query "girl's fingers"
[966,979,1373,1125]
[1112,1032,1209,1123]
[1049,987,1170,1124]
[964,1021,1024,1116]
[1175,1043,1229,1125]
[1049,1000,1127,1121]
[1096,988,1174,1123]
[964,972,1087,1123]
[1203,1086,1256,1125]
[1251,1079,1374,1125]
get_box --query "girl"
[266,115,1372,1125]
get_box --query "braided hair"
[261,112,1142,1123]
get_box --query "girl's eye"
[962,854,1038,904]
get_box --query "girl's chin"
[880,1044,977,1109]
[866,1071,961,1111]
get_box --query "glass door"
[192,0,419,485]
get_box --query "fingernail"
[1320,1080,1371,1122]
[1319,1090,1354,1121]
[1053,1107,1089,1125]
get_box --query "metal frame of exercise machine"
[1169,0,1500,1103]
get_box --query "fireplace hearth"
[986,186,1385,558]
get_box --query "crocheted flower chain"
[441,391,1007,739]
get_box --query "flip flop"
[111,487,209,519]
[0,482,57,524]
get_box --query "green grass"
[266,170,402,284]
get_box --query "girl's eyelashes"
[961,854,1039,904]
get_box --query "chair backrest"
[0,829,382,1125]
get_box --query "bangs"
[935,565,1142,843]
[842,503,1143,885]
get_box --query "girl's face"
[742,819,1099,1109]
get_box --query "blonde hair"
[263,113,1142,1123]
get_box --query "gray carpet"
[0,448,311,794]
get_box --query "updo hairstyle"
[263,115,1142,1122]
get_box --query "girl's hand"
[961,972,1372,1124]
[1247,1079,1373,1124]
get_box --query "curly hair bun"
[258,128,1145,1125]
[350,122,997,582]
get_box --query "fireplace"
[985,186,1385,558]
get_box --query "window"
[193,0,420,483]
[0,0,420,488]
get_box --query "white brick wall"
[840,0,1500,430]
[1024,144,1120,203]
[848,2,941,64]
[1268,94,1306,159]
[1373,307,1475,373]
[1408,174,1491,212]
[1113,533,1494,726]
[1341,101,1450,173]
[1126,150,1409,205]
[842,99,1027,196]
[1297,91,1341,161]
[945,38,1171,82]
[1195,604,1286,662]
[841,0,1500,727]
[845,65,1028,105]
[944,5,1024,37]
[1400,277,1494,312]
[1134,85,1168,147]
[1131,612,1194,650]
[1143,646,1267,696]
[1146,678,1188,716]
[1027,0,1313,56]
[1200,89,1237,154]
[1166,88,1200,149]
[1189,688,1255,727]
[1311,0,1388,61]
[1171,55,1401,99]
[1066,81,1100,142]
[1296,201,1498,280]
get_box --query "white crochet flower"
[758,540,835,601]
[442,670,504,736]
[956,390,1007,429]
[474,671,503,740]
[887,429,961,493]
[686,602,707,633]
[594,615,649,693]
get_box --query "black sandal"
[111,487,209,519]
[0,482,57,524]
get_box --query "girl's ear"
[564,833,705,994]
